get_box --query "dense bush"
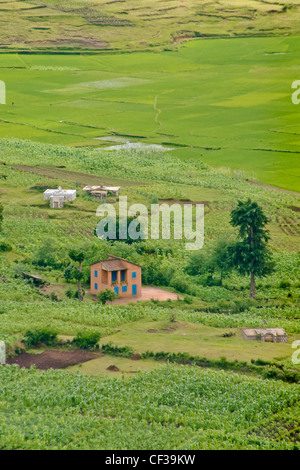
[142,258,175,286]
[279,280,292,289]
[72,332,100,350]
[0,241,12,252]
[98,289,117,304]
[101,342,134,358]
[32,240,65,269]
[23,328,58,347]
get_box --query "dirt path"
[247,179,300,196]
[12,164,143,188]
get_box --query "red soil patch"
[110,287,183,304]
[6,350,102,370]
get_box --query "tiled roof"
[100,259,128,271]
[91,256,141,270]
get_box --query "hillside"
[0,0,299,453]
[0,0,300,52]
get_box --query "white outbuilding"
[44,187,76,208]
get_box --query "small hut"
[90,190,107,201]
[241,328,287,343]
[83,185,120,197]
[50,195,65,209]
[44,187,76,208]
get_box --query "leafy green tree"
[68,249,85,301]
[229,199,274,298]
[95,215,145,244]
[32,239,63,269]
[98,288,117,304]
[208,240,234,284]
[186,239,233,285]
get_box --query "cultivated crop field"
[0,365,299,450]
[1,35,300,190]
[0,0,299,453]
[0,0,299,53]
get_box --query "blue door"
[132,284,137,296]
[114,286,119,295]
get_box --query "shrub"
[72,332,100,350]
[263,367,278,380]
[98,289,117,304]
[279,280,292,289]
[23,328,58,348]
[0,241,12,252]
[184,295,193,304]
[233,298,256,312]
[101,342,134,357]
[32,240,64,269]
[66,289,75,298]
[170,276,192,294]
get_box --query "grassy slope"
[0,0,300,52]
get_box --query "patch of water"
[95,136,130,143]
[264,52,287,56]
[102,142,173,152]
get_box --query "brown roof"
[91,255,141,270]
[100,259,128,271]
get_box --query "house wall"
[90,261,142,298]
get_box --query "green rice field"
[0,35,300,191]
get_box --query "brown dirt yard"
[109,286,183,304]
[6,350,102,370]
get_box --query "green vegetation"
[0,364,299,449]
[67,249,85,301]
[98,289,117,305]
[22,328,58,348]
[72,331,100,350]
[0,1,299,451]
[229,199,274,298]
[1,35,300,190]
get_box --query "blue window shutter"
[121,270,126,282]
[94,283,98,290]
[112,271,117,282]
[114,286,119,295]
[94,270,98,278]
[132,271,137,279]
[122,285,127,293]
